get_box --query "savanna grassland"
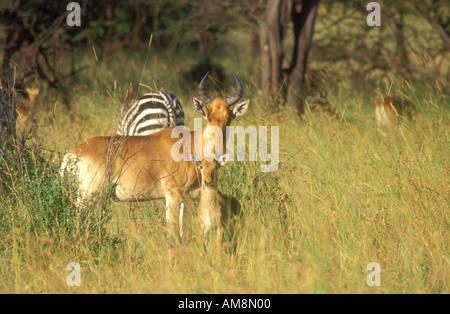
[0,9,449,293]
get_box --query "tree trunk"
[394,10,408,69]
[259,0,290,107]
[287,0,319,113]
[0,82,17,145]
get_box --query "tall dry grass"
[0,36,448,294]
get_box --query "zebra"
[116,90,184,136]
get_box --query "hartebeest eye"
[217,154,230,167]
[188,153,202,169]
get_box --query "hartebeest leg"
[197,202,216,249]
[164,191,182,264]
[179,195,194,242]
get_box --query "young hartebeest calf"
[61,72,249,261]
[188,153,241,251]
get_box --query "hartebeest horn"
[224,72,243,106]
[198,71,244,106]
[198,71,214,104]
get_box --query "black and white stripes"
[116,90,184,136]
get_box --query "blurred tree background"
[1,0,449,113]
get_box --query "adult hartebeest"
[61,72,249,260]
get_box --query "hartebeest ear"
[232,99,250,118]
[193,97,208,120]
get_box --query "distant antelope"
[61,72,249,260]
[188,153,241,251]
[116,90,184,136]
[375,96,405,128]
[17,88,39,121]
